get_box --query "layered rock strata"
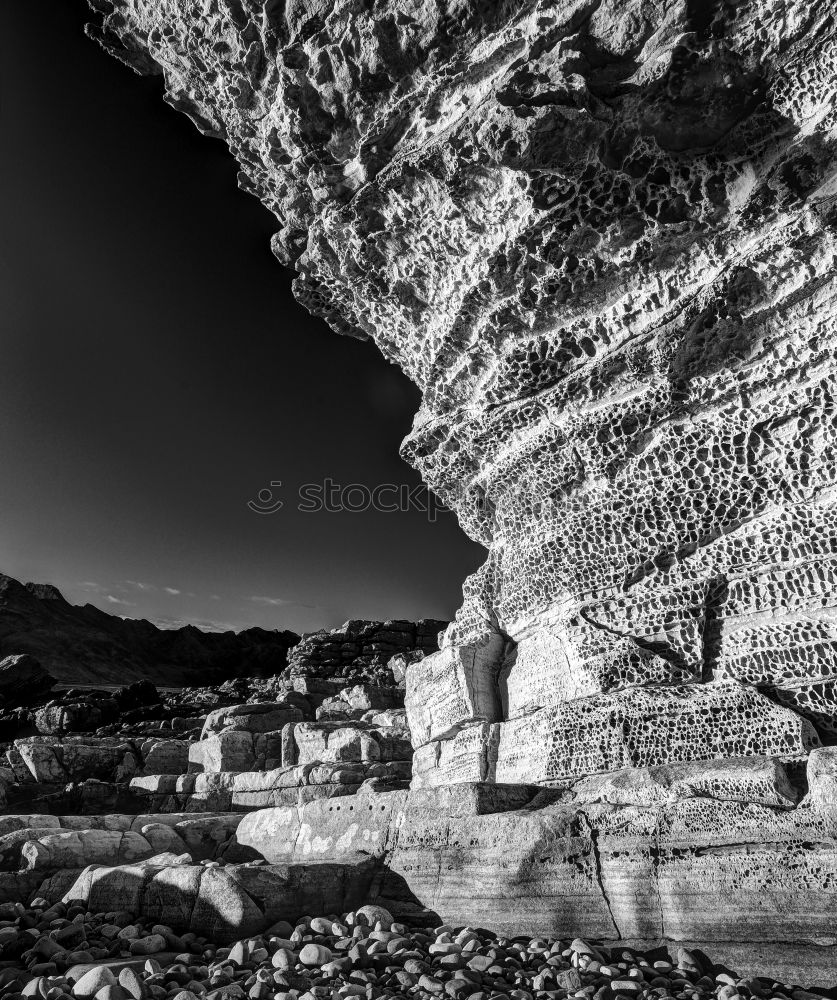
[86,0,837,976]
[234,756,837,985]
[88,0,837,773]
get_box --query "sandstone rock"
[20,829,169,872]
[87,0,837,970]
[412,723,500,788]
[189,731,255,774]
[87,0,837,773]
[131,759,409,813]
[286,621,447,690]
[293,723,411,766]
[389,652,424,687]
[14,739,66,783]
[566,756,800,808]
[151,815,243,860]
[294,724,381,765]
[495,683,819,783]
[406,639,504,749]
[201,704,303,739]
[236,788,408,865]
[806,746,837,814]
[315,700,366,723]
[226,781,837,978]
[35,700,118,736]
[342,686,403,712]
[57,860,378,943]
[139,739,191,776]
[0,825,68,871]
[135,823,189,857]
[14,736,144,784]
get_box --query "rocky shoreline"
[0,615,831,990]
[0,900,831,1000]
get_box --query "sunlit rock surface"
[88,0,837,973]
[89,0,837,761]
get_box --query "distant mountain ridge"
[0,573,300,686]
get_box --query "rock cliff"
[86,0,837,973]
[87,0,837,761]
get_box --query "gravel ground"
[0,900,831,1000]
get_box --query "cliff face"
[87,2,837,774]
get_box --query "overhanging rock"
[87,0,837,977]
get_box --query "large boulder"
[20,829,168,872]
[201,703,303,738]
[55,858,378,942]
[405,639,504,749]
[35,698,119,735]
[189,730,255,773]
[138,738,191,775]
[0,654,54,703]
[114,679,160,709]
[13,736,143,783]
[235,780,837,984]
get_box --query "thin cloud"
[79,581,101,590]
[126,580,154,591]
[249,595,318,610]
[105,595,136,607]
[163,587,181,595]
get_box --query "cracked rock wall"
[89,0,837,783]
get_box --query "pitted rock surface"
[81,0,837,983]
[87,0,837,780]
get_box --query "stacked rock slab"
[130,685,412,812]
[233,759,837,985]
[87,0,837,977]
[286,619,446,690]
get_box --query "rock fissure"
[579,809,621,940]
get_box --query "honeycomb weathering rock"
[495,681,820,783]
[88,0,837,777]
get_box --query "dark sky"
[0,2,483,634]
